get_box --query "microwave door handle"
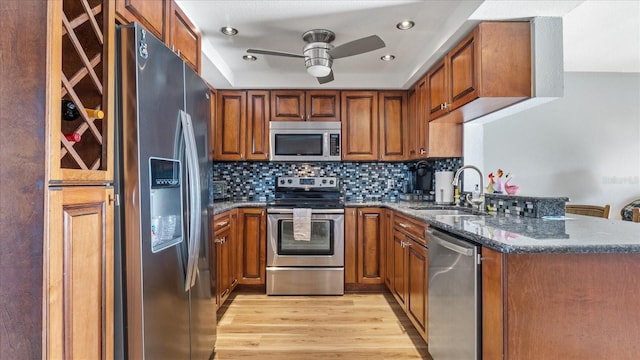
[323,132,329,158]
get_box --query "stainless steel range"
[266,176,345,295]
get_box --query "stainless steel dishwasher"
[428,228,480,360]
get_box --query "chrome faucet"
[452,165,484,209]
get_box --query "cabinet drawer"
[393,213,428,246]
[213,212,232,234]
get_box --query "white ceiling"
[176,0,640,90]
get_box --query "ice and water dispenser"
[149,157,184,253]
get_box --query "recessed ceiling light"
[396,20,415,30]
[221,26,238,36]
[381,54,395,61]
[243,55,257,61]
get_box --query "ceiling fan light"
[307,64,331,77]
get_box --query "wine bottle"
[64,132,81,142]
[61,100,104,120]
[62,100,80,121]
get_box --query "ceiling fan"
[247,29,385,84]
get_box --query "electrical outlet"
[387,179,395,188]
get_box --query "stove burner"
[271,176,342,209]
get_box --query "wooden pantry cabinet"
[214,90,270,161]
[427,21,531,122]
[43,1,116,359]
[271,90,340,121]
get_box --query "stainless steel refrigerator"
[114,23,215,359]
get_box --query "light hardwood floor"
[214,291,432,359]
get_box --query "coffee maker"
[408,161,434,200]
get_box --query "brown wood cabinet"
[384,210,395,290]
[214,90,270,161]
[341,91,379,161]
[482,248,640,359]
[116,0,201,73]
[427,21,531,122]
[116,0,167,41]
[167,0,201,73]
[237,208,267,285]
[208,86,216,159]
[271,90,340,121]
[213,210,238,308]
[306,90,340,121]
[378,91,408,161]
[246,91,270,160]
[215,91,246,160]
[46,186,114,360]
[345,208,385,285]
[388,211,429,343]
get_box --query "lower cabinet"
[213,210,238,308]
[46,186,114,360]
[345,207,385,285]
[237,208,267,285]
[387,211,429,343]
[213,207,266,309]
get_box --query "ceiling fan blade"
[246,49,304,58]
[317,70,334,84]
[328,35,385,59]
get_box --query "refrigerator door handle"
[180,110,202,291]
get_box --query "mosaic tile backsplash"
[484,193,570,218]
[210,158,463,202]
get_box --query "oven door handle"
[267,208,345,214]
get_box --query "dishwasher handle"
[429,230,474,256]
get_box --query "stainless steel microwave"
[269,121,341,161]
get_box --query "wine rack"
[60,0,108,171]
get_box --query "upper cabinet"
[116,0,167,41]
[116,0,201,73]
[427,21,531,122]
[378,91,408,161]
[271,90,340,121]
[215,91,246,161]
[341,91,379,161]
[50,0,115,183]
[167,0,201,73]
[214,90,270,161]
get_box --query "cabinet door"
[237,208,266,285]
[392,232,407,307]
[341,91,379,161]
[426,59,448,120]
[406,85,418,159]
[246,91,270,160]
[47,186,114,360]
[357,208,385,284]
[416,76,429,157]
[407,238,428,340]
[306,90,340,121]
[448,28,478,111]
[384,210,395,290]
[215,91,246,160]
[271,90,305,121]
[116,0,166,41]
[379,91,407,161]
[208,87,216,159]
[344,208,358,284]
[168,0,201,73]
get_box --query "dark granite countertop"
[209,200,640,254]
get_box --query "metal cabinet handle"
[216,220,229,228]
[398,223,408,228]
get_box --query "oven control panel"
[276,176,338,189]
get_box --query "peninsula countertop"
[209,200,640,254]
